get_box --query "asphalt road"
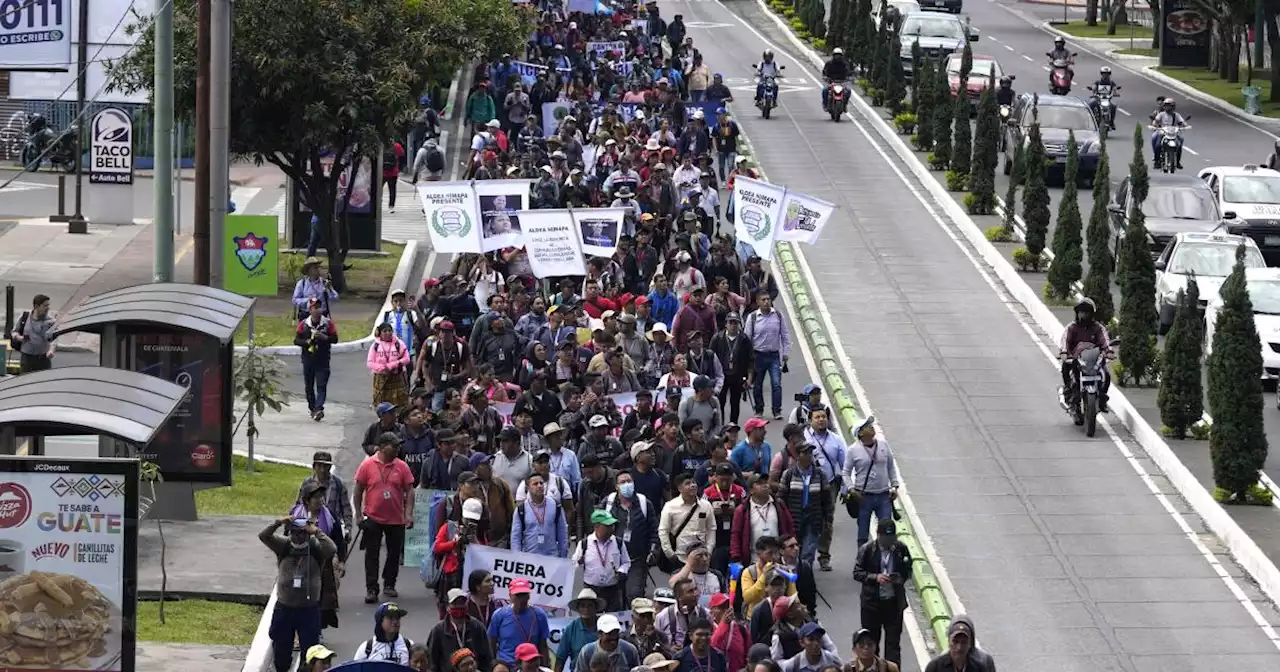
[700,0,1280,668]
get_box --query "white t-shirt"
[353,636,412,665]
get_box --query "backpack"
[517,500,563,536]
[362,637,414,662]
[425,148,445,173]
[382,147,398,171]
[8,311,27,351]
[602,491,649,519]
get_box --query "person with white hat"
[554,588,606,672]
[432,497,489,615]
[575,613,642,672]
[426,588,493,672]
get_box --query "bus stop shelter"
[0,366,187,456]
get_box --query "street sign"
[0,0,72,71]
[88,107,133,185]
[224,214,280,297]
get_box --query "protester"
[352,432,415,603]
[352,602,413,663]
[290,482,346,634]
[842,418,899,549]
[305,644,337,672]
[296,297,338,420]
[489,578,551,666]
[260,516,336,672]
[673,618,727,672]
[297,450,353,533]
[575,614,641,672]
[426,589,493,672]
[555,588,605,672]
[853,519,912,667]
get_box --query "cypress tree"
[914,55,935,151]
[968,75,998,215]
[1046,130,1085,300]
[1082,138,1115,325]
[869,1,888,90]
[1208,245,1269,501]
[909,41,922,109]
[1116,124,1159,386]
[828,0,849,53]
[885,30,906,115]
[948,43,973,176]
[852,0,873,74]
[1159,277,1204,439]
[997,141,1023,238]
[931,58,952,168]
[1022,100,1051,259]
[811,0,827,39]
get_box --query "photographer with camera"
[432,498,489,618]
[258,515,336,672]
[786,385,824,428]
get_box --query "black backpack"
[382,148,398,170]
[8,311,27,352]
[425,148,445,173]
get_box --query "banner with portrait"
[517,209,588,278]
[542,101,575,136]
[573,207,626,257]
[419,182,484,254]
[475,180,533,253]
[777,190,836,245]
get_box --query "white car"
[1198,164,1280,259]
[1155,232,1265,334]
[1204,267,1280,380]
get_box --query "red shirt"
[355,455,415,525]
[582,296,618,319]
[383,142,404,179]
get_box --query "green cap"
[591,510,618,526]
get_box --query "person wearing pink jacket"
[368,323,411,409]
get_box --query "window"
[1248,279,1280,315]
[1168,243,1265,276]
[1222,175,1280,204]
[900,16,965,40]
[1143,186,1218,220]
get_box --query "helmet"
[999,75,1013,86]
[1163,97,1175,108]
[832,47,844,55]
[1100,66,1112,75]
[763,49,774,59]
[1054,37,1065,45]
[1074,297,1097,316]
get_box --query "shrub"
[945,170,968,191]
[813,38,828,52]
[1157,277,1204,440]
[894,113,918,134]
[927,152,947,170]
[1012,246,1046,272]
[984,225,1015,243]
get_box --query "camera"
[794,393,809,402]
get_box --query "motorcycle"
[826,80,849,122]
[1153,123,1190,174]
[20,115,78,173]
[1087,84,1119,133]
[1058,339,1117,437]
[1046,54,1077,95]
[755,63,784,119]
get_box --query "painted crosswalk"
[381,179,428,244]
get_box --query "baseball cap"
[380,602,409,618]
[708,593,732,609]
[543,422,568,437]
[306,645,337,664]
[375,402,396,415]
[715,462,735,476]
[499,426,521,442]
[378,431,403,446]
[589,414,610,428]
[653,588,677,604]
[631,597,656,614]
[509,578,533,595]
[462,498,484,521]
[312,451,334,465]
[598,614,623,633]
[630,440,652,461]
[515,643,541,662]
[797,622,826,639]
[744,417,768,433]
[447,588,468,603]
[878,518,898,535]
[693,375,714,391]
[591,509,618,526]
[457,471,478,485]
[853,628,877,645]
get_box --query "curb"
[442,68,462,122]
[753,0,1280,617]
[234,239,420,355]
[231,449,312,470]
[1141,65,1280,133]
[240,586,278,672]
[1040,21,1151,44]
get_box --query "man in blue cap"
[362,402,404,456]
[788,384,824,428]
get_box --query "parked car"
[1204,267,1280,381]
[946,54,1003,110]
[1108,173,1221,258]
[872,0,921,25]
[1001,93,1100,186]
[1154,231,1265,334]
[1198,164,1280,264]
[898,11,977,79]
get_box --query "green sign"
[224,214,279,296]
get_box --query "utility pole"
[194,0,212,285]
[153,0,175,283]
[209,0,231,289]
[67,0,90,235]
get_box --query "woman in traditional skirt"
[368,322,411,408]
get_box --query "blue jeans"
[752,350,783,414]
[306,217,323,257]
[799,521,820,564]
[691,90,705,103]
[717,151,736,179]
[302,358,330,412]
[856,491,894,548]
[270,604,321,672]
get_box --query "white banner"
[778,190,836,245]
[518,209,587,278]
[419,181,483,254]
[574,208,626,257]
[512,60,546,86]
[732,176,786,260]
[475,180,532,253]
[0,0,73,70]
[587,41,626,57]
[464,545,578,609]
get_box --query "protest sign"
[420,182,483,253]
[513,60,546,86]
[464,545,578,609]
[573,208,626,257]
[404,488,453,568]
[778,190,836,245]
[587,41,627,57]
[475,180,531,253]
[732,176,786,260]
[519,209,588,277]
[542,101,574,136]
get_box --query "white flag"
[418,181,482,254]
[777,190,836,245]
[474,179,533,252]
[573,208,627,257]
[517,209,587,278]
[732,175,786,260]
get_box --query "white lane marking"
[1118,107,1132,116]
[1004,44,1015,51]
[1042,65,1051,72]
[719,0,1280,653]
[1021,54,1033,62]
[1186,146,1201,156]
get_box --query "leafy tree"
[885,30,906,115]
[914,55,935,151]
[1082,138,1115,325]
[931,59,953,167]
[1159,277,1204,439]
[1047,130,1085,300]
[1022,101,1051,259]
[828,0,850,53]
[1208,246,1269,501]
[106,0,526,291]
[968,67,998,215]
[1117,124,1159,386]
[852,0,874,73]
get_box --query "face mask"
[449,606,468,618]
[619,482,636,498]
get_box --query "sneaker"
[819,560,833,572]
[316,410,324,421]
[772,412,783,421]
[365,589,378,604]
[384,586,399,599]
[389,208,396,214]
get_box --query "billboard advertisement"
[224,214,280,297]
[89,107,134,184]
[0,0,73,71]
[0,456,139,671]
[11,0,155,102]
[1159,0,1212,68]
[126,330,232,484]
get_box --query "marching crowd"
[271,2,996,672]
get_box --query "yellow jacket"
[740,561,796,617]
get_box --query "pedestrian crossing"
[0,179,57,196]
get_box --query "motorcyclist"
[1150,97,1188,170]
[1083,66,1118,125]
[995,75,1016,107]
[1046,37,1074,85]
[25,113,52,149]
[821,47,851,111]
[1059,297,1112,416]
[755,50,783,106]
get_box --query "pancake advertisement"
[0,458,138,671]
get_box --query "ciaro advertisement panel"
[0,456,139,671]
